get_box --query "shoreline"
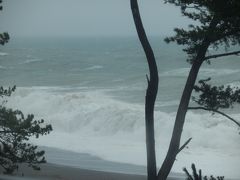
[0,146,238,180]
[0,162,185,180]
[42,146,184,177]
[0,146,185,180]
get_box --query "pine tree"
[183,163,225,180]
[159,0,240,179]
[0,1,52,174]
[0,1,9,45]
[0,86,52,174]
[130,0,240,180]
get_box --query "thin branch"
[146,74,150,85]
[188,106,240,127]
[0,131,13,133]
[177,138,192,154]
[183,167,194,180]
[0,162,7,171]
[204,50,240,60]
[211,29,240,42]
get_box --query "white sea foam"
[156,100,180,107]
[161,68,240,77]
[226,81,240,88]
[199,68,240,77]
[85,65,103,71]
[20,58,42,64]
[5,87,240,179]
[0,65,7,69]
[161,68,190,77]
[0,52,8,56]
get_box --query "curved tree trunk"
[130,1,220,179]
[130,1,159,180]
[157,16,218,180]
[157,59,203,180]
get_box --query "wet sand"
[0,162,186,180]
[0,147,185,180]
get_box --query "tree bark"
[188,106,240,128]
[157,16,218,180]
[157,58,203,180]
[130,1,159,180]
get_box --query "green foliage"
[166,1,240,128]
[0,32,9,45]
[0,86,16,98]
[193,78,240,111]
[0,1,52,174]
[0,1,9,45]
[164,0,240,62]
[0,0,2,11]
[183,163,224,180]
[163,1,240,179]
[0,86,52,174]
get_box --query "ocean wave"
[0,65,7,69]
[0,52,8,56]
[6,87,145,134]
[5,87,240,178]
[20,58,42,64]
[199,68,240,76]
[161,68,190,77]
[161,68,240,77]
[6,87,239,139]
[226,81,240,88]
[84,65,103,71]
[156,100,179,107]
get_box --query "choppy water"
[0,37,240,178]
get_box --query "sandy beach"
[0,163,147,180]
[0,162,187,180]
[0,147,185,180]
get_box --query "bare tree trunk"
[157,16,218,180]
[157,58,203,180]
[130,1,159,180]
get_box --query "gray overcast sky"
[0,0,191,37]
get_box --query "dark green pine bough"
[0,1,9,46]
[0,31,9,45]
[130,0,240,180]
[0,1,52,174]
[184,163,225,180]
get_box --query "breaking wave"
[5,87,240,178]
[0,65,7,69]
[20,58,42,64]
[84,65,103,71]
[161,68,240,77]
[0,52,8,56]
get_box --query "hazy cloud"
[0,0,191,37]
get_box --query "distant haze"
[0,0,191,38]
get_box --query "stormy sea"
[0,37,239,179]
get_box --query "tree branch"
[0,162,8,171]
[0,130,13,133]
[146,74,150,85]
[204,50,240,61]
[177,138,192,155]
[188,106,240,127]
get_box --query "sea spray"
[1,37,240,178]
[5,87,240,178]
